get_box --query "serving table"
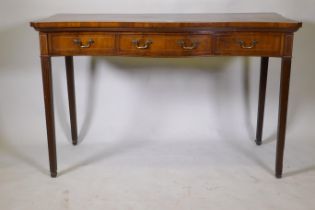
[30,13,302,178]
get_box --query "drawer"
[214,32,283,56]
[48,33,116,55]
[118,33,212,56]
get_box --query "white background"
[0,1,315,210]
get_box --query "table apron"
[42,31,292,57]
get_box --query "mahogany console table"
[30,13,302,178]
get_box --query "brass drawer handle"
[132,40,152,49]
[73,39,95,48]
[238,40,258,49]
[177,40,198,50]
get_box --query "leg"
[41,56,57,178]
[255,57,269,145]
[65,56,78,145]
[275,57,292,178]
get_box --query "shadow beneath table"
[0,142,48,176]
[284,165,315,178]
[59,138,150,176]
[0,117,48,176]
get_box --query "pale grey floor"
[1,60,315,210]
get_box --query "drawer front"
[118,33,212,56]
[49,33,116,55]
[214,32,283,56]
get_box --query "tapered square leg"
[275,57,292,178]
[41,56,57,178]
[65,56,78,145]
[255,57,269,145]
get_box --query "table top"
[31,13,302,31]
